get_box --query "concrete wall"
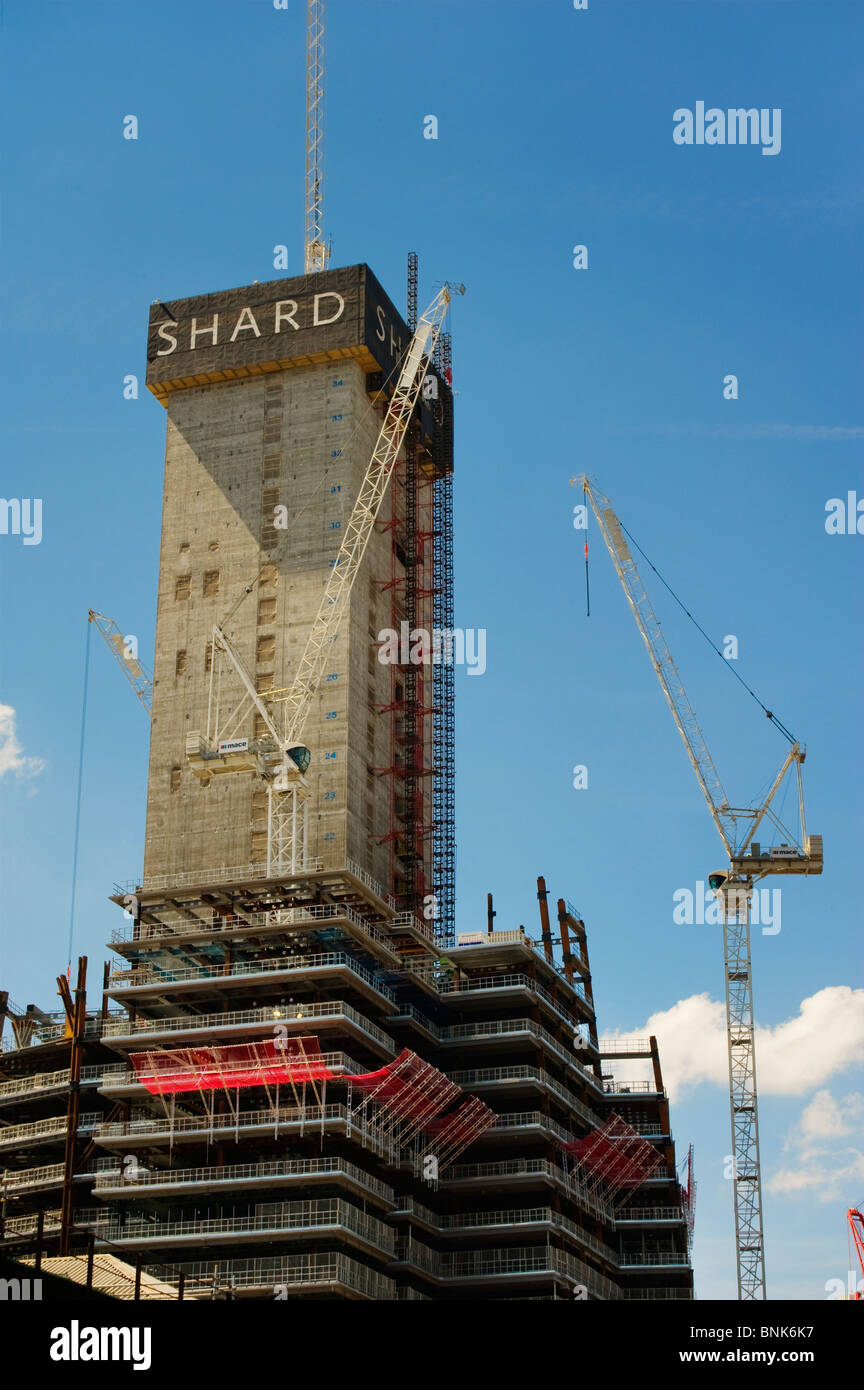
[143,357,419,892]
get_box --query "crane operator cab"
[273,743,312,795]
[284,745,311,774]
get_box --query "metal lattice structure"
[128,1041,494,1174]
[88,610,152,717]
[848,1207,864,1299]
[390,250,428,914]
[562,1114,664,1210]
[422,1096,497,1170]
[578,479,820,877]
[722,886,764,1296]
[304,0,328,274]
[348,1049,495,1171]
[129,1038,334,1095]
[680,1143,697,1246]
[432,330,455,944]
[580,478,766,1293]
[349,1050,460,1147]
[579,475,822,1300]
[581,497,732,844]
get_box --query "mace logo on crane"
[218,738,249,755]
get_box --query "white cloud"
[766,1090,864,1202]
[799,1089,864,1142]
[606,987,864,1099]
[766,1148,864,1202]
[0,704,45,780]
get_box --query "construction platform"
[0,868,694,1301]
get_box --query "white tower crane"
[88,610,152,717]
[576,475,823,1301]
[305,0,328,274]
[185,285,456,876]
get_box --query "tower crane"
[185,285,456,876]
[848,1207,864,1299]
[88,610,152,717]
[305,0,328,274]
[576,476,823,1301]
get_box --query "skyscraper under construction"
[0,254,694,1301]
[142,262,449,917]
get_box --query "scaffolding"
[422,1095,497,1170]
[348,1048,495,1171]
[127,1037,333,1153]
[396,250,428,914]
[128,1038,335,1094]
[349,1048,459,1146]
[561,1113,664,1210]
[432,328,455,944]
[848,1207,864,1299]
[2,874,693,1301]
[124,1041,492,1172]
[379,252,436,915]
[680,1143,697,1247]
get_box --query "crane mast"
[304,0,328,274]
[577,476,822,1301]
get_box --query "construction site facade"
[0,264,694,1301]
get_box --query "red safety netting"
[561,1113,664,1195]
[350,1049,461,1140]
[129,1037,336,1095]
[422,1096,496,1166]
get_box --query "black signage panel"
[146,264,414,390]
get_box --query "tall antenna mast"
[305,0,328,274]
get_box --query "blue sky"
[1,0,861,1300]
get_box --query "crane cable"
[583,481,590,618]
[611,512,797,746]
[67,615,92,978]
